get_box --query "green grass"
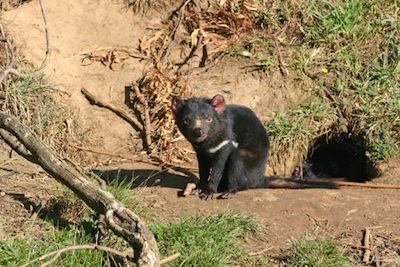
[105,173,145,215]
[0,65,82,160]
[0,209,268,267]
[290,236,351,267]
[1,1,398,266]
[216,0,399,163]
[267,97,338,159]
[4,67,59,138]
[0,181,138,267]
[0,223,107,267]
[242,0,400,163]
[150,211,267,267]
[306,0,399,161]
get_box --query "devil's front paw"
[190,188,202,195]
[190,183,207,195]
[219,190,237,199]
[199,190,215,200]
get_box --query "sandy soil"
[1,0,400,265]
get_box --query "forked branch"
[0,111,159,267]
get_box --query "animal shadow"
[92,168,195,193]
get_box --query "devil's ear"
[211,94,226,115]
[171,96,184,115]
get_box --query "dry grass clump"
[0,24,90,164]
[0,67,89,162]
[127,0,269,162]
[0,0,31,12]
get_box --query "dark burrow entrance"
[303,133,379,182]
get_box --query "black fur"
[172,95,338,199]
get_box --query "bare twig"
[0,68,26,81]
[133,84,152,151]
[184,0,205,90]
[249,245,274,256]
[19,243,132,267]
[341,242,372,251]
[337,181,400,189]
[81,87,143,131]
[363,228,372,263]
[0,22,14,69]
[182,182,197,197]
[150,155,198,182]
[0,22,28,83]
[37,0,51,70]
[58,46,142,65]
[73,144,139,161]
[274,36,289,76]
[160,253,181,264]
[161,0,192,62]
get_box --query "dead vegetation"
[0,6,95,165]
[1,1,400,266]
[106,0,274,163]
[1,0,398,177]
[0,0,32,12]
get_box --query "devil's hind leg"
[219,148,266,198]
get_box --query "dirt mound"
[1,0,400,265]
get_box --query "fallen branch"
[81,87,143,131]
[0,111,159,267]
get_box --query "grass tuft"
[290,236,352,267]
[105,174,145,215]
[0,224,107,267]
[150,211,266,267]
[256,0,400,165]
[0,65,87,162]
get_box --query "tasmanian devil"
[171,94,338,200]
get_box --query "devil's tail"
[251,176,340,189]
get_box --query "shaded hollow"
[303,133,379,182]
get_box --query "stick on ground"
[0,111,159,267]
[81,87,143,131]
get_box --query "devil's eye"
[183,117,189,124]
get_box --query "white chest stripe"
[207,140,239,154]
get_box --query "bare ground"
[1,0,400,265]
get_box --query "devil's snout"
[193,128,204,138]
